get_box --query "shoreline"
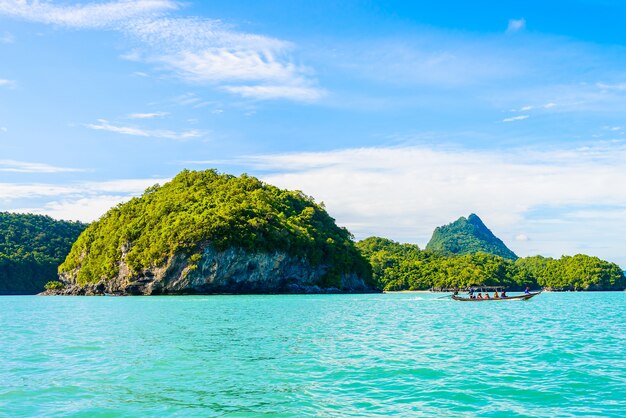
[383,290,432,294]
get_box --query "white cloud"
[0,178,167,201]
[120,50,142,61]
[2,177,170,221]
[0,78,15,88]
[0,0,177,28]
[0,2,322,102]
[0,160,83,173]
[515,234,529,241]
[160,47,299,83]
[0,183,78,200]
[124,17,321,101]
[520,105,533,111]
[222,85,325,101]
[12,195,129,223]
[507,18,526,33]
[85,119,203,140]
[128,111,169,119]
[543,102,556,108]
[502,115,529,122]
[220,143,626,264]
[596,82,626,91]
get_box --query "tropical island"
[1,169,624,295]
[47,169,374,295]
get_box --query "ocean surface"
[1,292,625,417]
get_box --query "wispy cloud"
[11,196,129,223]
[506,18,526,33]
[170,92,215,108]
[0,0,177,28]
[0,31,14,43]
[0,160,83,173]
[124,17,322,101]
[128,111,169,119]
[0,78,16,88]
[85,119,203,140]
[222,85,325,101]
[0,178,168,201]
[1,177,170,222]
[596,82,626,91]
[0,1,322,102]
[502,115,529,122]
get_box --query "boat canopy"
[430,285,507,292]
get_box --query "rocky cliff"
[46,244,374,295]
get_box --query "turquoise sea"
[1,292,625,417]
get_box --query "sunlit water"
[1,292,625,417]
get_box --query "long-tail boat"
[435,286,542,302]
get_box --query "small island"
[46,169,375,295]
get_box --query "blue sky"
[1,0,626,266]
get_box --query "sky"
[1,0,626,266]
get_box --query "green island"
[53,169,373,295]
[425,213,518,260]
[0,212,86,294]
[358,237,625,292]
[0,170,624,294]
[360,214,625,291]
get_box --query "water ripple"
[1,293,625,416]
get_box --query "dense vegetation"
[358,237,626,291]
[517,255,625,291]
[0,212,86,294]
[426,214,518,260]
[60,169,372,288]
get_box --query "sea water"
[1,292,625,417]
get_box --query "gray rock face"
[47,245,376,295]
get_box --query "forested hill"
[58,169,372,294]
[358,237,626,292]
[0,212,87,294]
[426,214,518,260]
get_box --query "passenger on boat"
[477,293,483,299]
[524,287,530,294]
[484,293,490,299]
[493,290,499,298]
[501,291,507,298]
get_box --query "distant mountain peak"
[425,214,517,259]
[467,213,483,224]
